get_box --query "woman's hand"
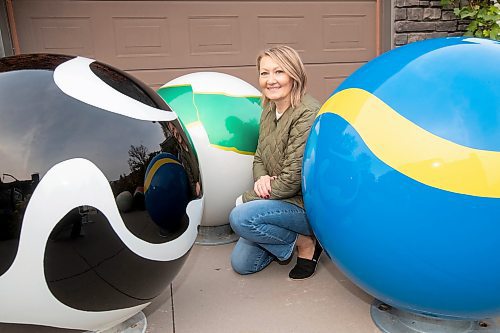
[254,175,277,199]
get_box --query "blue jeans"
[229,199,312,275]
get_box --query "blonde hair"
[257,45,307,110]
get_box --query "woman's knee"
[230,247,252,275]
[229,204,249,235]
[230,255,249,275]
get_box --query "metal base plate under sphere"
[370,300,500,333]
[195,224,239,245]
[87,311,147,333]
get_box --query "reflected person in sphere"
[229,45,322,280]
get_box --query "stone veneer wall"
[394,0,469,46]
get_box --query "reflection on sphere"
[0,54,202,331]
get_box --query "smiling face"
[258,56,293,112]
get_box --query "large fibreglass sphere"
[158,72,262,227]
[0,54,202,330]
[303,37,500,319]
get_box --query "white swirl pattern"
[0,158,201,330]
[54,56,177,122]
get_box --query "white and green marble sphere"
[158,72,262,227]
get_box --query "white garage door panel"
[13,2,95,57]
[306,62,365,101]
[12,0,376,102]
[13,1,376,70]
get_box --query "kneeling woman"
[230,45,322,280]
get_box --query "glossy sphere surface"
[158,72,262,227]
[303,37,500,319]
[144,152,190,232]
[0,54,202,330]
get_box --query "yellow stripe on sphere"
[319,88,500,198]
[144,157,182,192]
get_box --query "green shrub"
[441,0,500,40]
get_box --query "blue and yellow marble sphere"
[303,37,500,319]
[144,152,190,231]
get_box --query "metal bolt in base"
[195,223,239,245]
[370,300,500,333]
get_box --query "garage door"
[11,0,377,102]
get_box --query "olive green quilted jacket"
[242,94,320,208]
